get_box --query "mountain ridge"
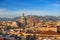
[0,15,60,21]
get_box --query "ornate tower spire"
[20,13,26,23]
[28,13,34,27]
[22,13,24,16]
[20,13,27,28]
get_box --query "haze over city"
[0,0,60,18]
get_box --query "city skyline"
[0,0,60,18]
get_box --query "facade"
[11,21,18,27]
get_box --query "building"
[28,14,35,27]
[11,21,18,27]
[46,21,57,27]
[20,13,27,28]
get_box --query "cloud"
[0,9,19,18]
[53,0,60,7]
[0,8,58,18]
[54,3,60,7]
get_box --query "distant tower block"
[28,14,34,26]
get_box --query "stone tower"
[20,13,26,23]
[28,14,34,27]
[20,13,26,28]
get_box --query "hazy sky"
[0,0,60,18]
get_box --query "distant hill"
[0,17,13,21]
[14,15,60,22]
[0,15,60,21]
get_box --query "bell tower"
[20,13,26,24]
[28,14,34,27]
[20,13,26,28]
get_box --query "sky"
[0,0,60,18]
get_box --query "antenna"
[22,13,24,16]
